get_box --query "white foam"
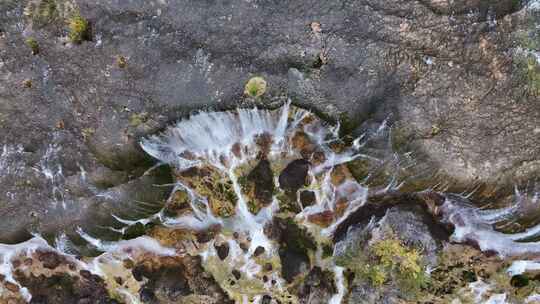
[77,228,175,256]
[507,260,540,276]
[329,266,345,304]
[526,294,540,303]
[0,237,52,301]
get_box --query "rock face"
[0,0,538,258]
[132,256,233,304]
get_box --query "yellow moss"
[430,124,441,136]
[176,167,237,218]
[68,13,89,43]
[81,127,95,140]
[244,76,267,97]
[26,37,40,55]
[336,231,428,298]
[525,57,540,96]
[372,238,422,278]
[96,260,142,303]
[370,236,427,292]
[24,0,59,25]
[129,112,148,127]
[366,265,387,287]
[117,55,127,68]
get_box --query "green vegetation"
[514,13,540,96]
[337,112,357,140]
[81,127,95,140]
[68,13,90,44]
[369,237,428,292]
[26,37,40,55]
[24,0,59,25]
[524,57,540,96]
[244,76,267,97]
[515,54,540,96]
[129,112,148,127]
[335,231,429,298]
[178,167,237,218]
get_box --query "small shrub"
[26,37,39,55]
[117,55,127,68]
[67,13,90,44]
[244,76,267,97]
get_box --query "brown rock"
[5,282,20,292]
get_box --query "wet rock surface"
[16,272,117,304]
[278,159,310,193]
[295,267,337,304]
[132,256,232,304]
[0,1,539,303]
[266,217,316,283]
[0,0,538,243]
[242,159,275,214]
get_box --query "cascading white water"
[138,102,369,302]
[2,103,539,303]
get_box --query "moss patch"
[26,37,40,55]
[68,13,90,44]
[24,0,76,27]
[336,230,429,300]
[177,166,237,218]
[244,77,267,97]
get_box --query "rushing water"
[1,103,540,303]
[137,102,368,302]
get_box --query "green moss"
[276,217,317,254]
[24,0,59,25]
[275,191,301,213]
[26,37,40,55]
[371,237,428,292]
[430,124,441,136]
[244,77,267,97]
[129,112,148,127]
[67,13,90,44]
[390,123,416,153]
[178,167,237,218]
[81,127,95,140]
[321,243,334,259]
[524,57,540,96]
[514,55,540,96]
[336,231,429,298]
[337,112,358,140]
[514,17,540,96]
[122,222,155,240]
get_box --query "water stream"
[0,103,539,303]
